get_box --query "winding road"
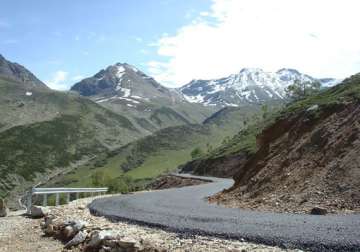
[89,174,360,251]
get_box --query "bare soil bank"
[211,102,360,214]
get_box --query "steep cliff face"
[210,74,360,213]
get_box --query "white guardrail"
[26,187,108,214]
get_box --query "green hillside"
[45,105,261,190]
[0,77,144,200]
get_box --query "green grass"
[282,73,360,116]
[149,106,191,126]
[126,149,191,179]
[58,154,127,187]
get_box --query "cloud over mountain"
[148,0,360,87]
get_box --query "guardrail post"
[66,193,70,203]
[43,194,47,207]
[76,192,79,200]
[55,193,60,206]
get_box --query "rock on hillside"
[0,54,47,89]
[179,68,339,107]
[210,74,360,213]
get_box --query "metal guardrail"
[26,187,108,214]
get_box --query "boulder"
[310,207,327,215]
[118,237,137,249]
[87,230,120,248]
[0,198,9,217]
[40,215,57,235]
[31,205,49,218]
[63,225,76,239]
[65,219,87,232]
[64,230,88,249]
[44,224,55,236]
[102,237,140,252]
[99,246,111,252]
[307,104,319,112]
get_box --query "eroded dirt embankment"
[211,102,360,214]
[180,153,249,178]
[147,174,209,190]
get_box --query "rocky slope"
[0,54,47,89]
[71,63,216,132]
[179,68,338,107]
[209,73,360,213]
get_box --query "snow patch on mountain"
[179,68,338,107]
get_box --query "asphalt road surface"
[89,174,360,251]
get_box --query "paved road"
[89,175,360,251]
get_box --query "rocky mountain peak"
[70,62,183,106]
[0,54,47,89]
[179,68,339,107]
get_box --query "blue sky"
[1,0,360,89]
[0,0,211,89]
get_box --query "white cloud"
[46,70,69,90]
[148,0,360,87]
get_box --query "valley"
[1,2,360,252]
[0,54,359,252]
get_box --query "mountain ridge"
[70,62,217,133]
[0,54,48,89]
[179,68,339,107]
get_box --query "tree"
[206,143,213,153]
[91,170,110,187]
[107,176,132,193]
[286,80,321,100]
[261,104,269,120]
[222,136,231,145]
[190,147,204,159]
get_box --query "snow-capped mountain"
[70,63,215,132]
[179,68,339,107]
[71,63,183,106]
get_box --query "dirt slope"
[211,74,360,213]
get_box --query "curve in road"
[89,174,360,252]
